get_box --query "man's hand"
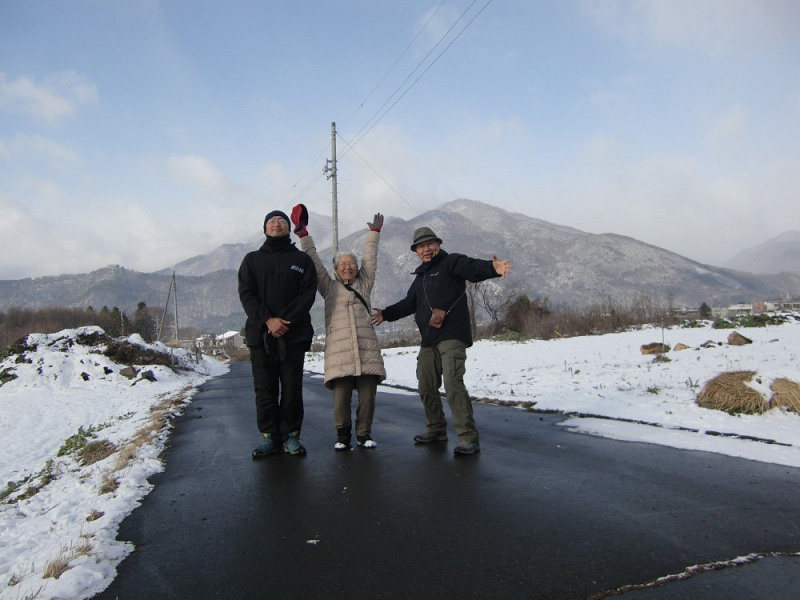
[371,308,384,325]
[367,213,384,232]
[266,317,291,337]
[492,255,513,279]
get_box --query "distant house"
[193,331,245,355]
[196,334,216,351]
[726,303,753,317]
[216,331,245,351]
[752,300,779,314]
[779,300,800,311]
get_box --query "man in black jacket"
[373,226,512,455]
[238,209,317,457]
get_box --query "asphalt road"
[95,361,800,599]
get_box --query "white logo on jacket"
[290,265,305,273]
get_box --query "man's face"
[265,216,289,237]
[335,256,358,282]
[415,240,440,262]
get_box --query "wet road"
[95,362,800,599]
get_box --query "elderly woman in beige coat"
[293,210,387,451]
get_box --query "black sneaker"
[453,441,480,456]
[335,427,351,451]
[413,431,448,443]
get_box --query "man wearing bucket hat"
[238,207,317,458]
[372,226,512,455]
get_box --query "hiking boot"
[252,432,281,458]
[357,435,377,449]
[283,431,306,456]
[413,431,448,444]
[453,441,480,456]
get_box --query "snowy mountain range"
[2,200,799,333]
[725,231,800,275]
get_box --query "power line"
[277,142,331,209]
[338,0,448,132]
[278,3,447,210]
[347,0,494,152]
[336,131,420,216]
[343,0,484,153]
[280,0,494,212]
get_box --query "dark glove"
[291,203,309,238]
[367,213,384,232]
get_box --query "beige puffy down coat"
[301,232,386,388]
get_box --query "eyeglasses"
[266,217,288,225]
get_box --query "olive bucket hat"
[410,226,443,251]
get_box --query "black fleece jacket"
[238,238,318,347]
[381,249,499,348]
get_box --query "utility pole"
[324,121,339,257]
[157,272,179,343]
[172,271,179,343]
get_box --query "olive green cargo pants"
[416,339,479,444]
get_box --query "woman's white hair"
[334,251,359,269]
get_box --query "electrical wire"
[277,3,447,210]
[343,0,484,153]
[280,0,494,213]
[336,131,419,216]
[347,0,494,152]
[338,0,448,132]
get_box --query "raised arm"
[299,235,332,297]
[360,212,383,288]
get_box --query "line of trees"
[0,303,159,351]
[486,292,697,340]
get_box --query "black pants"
[249,342,306,437]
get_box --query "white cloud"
[585,74,646,121]
[416,5,461,54]
[165,154,234,193]
[0,71,98,124]
[703,104,746,149]
[579,0,800,57]
[0,133,82,170]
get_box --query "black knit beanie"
[263,210,290,233]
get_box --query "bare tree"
[476,280,525,331]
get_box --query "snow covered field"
[310,315,800,467]
[2,317,800,599]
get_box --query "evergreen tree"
[133,301,156,342]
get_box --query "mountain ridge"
[2,200,799,333]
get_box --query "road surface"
[95,362,800,599]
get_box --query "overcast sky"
[1,0,798,279]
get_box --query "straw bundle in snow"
[770,378,800,413]
[696,371,767,415]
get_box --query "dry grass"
[86,509,104,522]
[770,378,800,413]
[99,473,119,495]
[229,346,251,362]
[696,371,768,415]
[78,440,116,466]
[42,557,70,580]
[41,536,94,580]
